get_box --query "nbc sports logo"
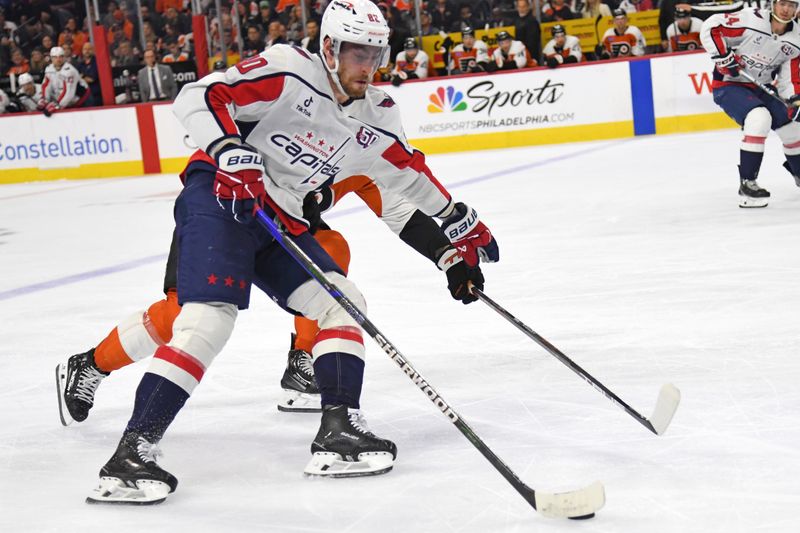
[427,86,467,113]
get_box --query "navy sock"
[784,154,800,176]
[313,353,365,409]
[739,150,764,180]
[124,372,190,442]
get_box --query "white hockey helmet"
[320,0,390,77]
[18,72,34,86]
[50,46,66,57]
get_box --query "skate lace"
[136,437,164,464]
[292,350,314,379]
[347,409,372,435]
[74,366,107,403]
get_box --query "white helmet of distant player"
[771,0,799,24]
[18,72,34,86]
[320,0,390,91]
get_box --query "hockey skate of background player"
[82,0,499,505]
[701,0,800,207]
[56,176,484,423]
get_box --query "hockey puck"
[568,513,595,520]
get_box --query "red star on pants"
[207,273,218,285]
[224,276,234,287]
[239,280,246,289]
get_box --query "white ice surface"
[1,129,799,532]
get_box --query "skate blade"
[739,196,768,208]
[303,451,394,478]
[85,477,171,505]
[55,363,74,427]
[277,389,322,413]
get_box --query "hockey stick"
[254,208,605,519]
[738,69,793,107]
[471,288,680,436]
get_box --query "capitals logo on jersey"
[377,95,396,108]
[356,126,379,148]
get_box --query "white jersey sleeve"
[42,63,86,108]
[565,35,583,61]
[629,26,646,56]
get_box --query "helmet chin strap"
[321,39,349,99]
[772,11,794,23]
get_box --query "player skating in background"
[56,177,483,422]
[701,0,800,207]
[81,0,498,504]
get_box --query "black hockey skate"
[304,405,397,478]
[55,348,109,426]
[277,334,321,413]
[739,179,770,208]
[86,432,178,505]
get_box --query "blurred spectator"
[137,48,177,102]
[156,0,184,14]
[29,47,48,75]
[491,30,532,71]
[15,72,43,111]
[38,10,56,39]
[542,0,576,22]
[163,7,190,35]
[162,36,189,62]
[665,6,702,52]
[581,0,612,19]
[106,11,134,44]
[431,0,456,37]
[543,24,582,67]
[242,24,264,57]
[391,37,429,86]
[255,1,278,35]
[618,0,654,13]
[58,17,86,57]
[598,9,645,58]
[452,3,479,32]
[284,4,304,44]
[301,19,319,54]
[448,27,490,74]
[101,1,119,28]
[265,20,285,48]
[514,0,541,65]
[472,0,493,27]
[486,7,514,28]
[140,4,164,36]
[19,19,54,54]
[42,46,91,112]
[41,34,54,56]
[378,2,409,62]
[418,10,439,36]
[77,41,100,105]
[113,39,139,67]
[107,23,126,54]
[142,21,161,50]
[0,10,13,73]
[6,46,29,75]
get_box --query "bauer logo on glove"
[441,202,499,267]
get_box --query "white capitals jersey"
[42,62,88,107]
[17,83,43,111]
[173,45,453,225]
[491,40,529,69]
[701,8,800,96]
[542,35,583,62]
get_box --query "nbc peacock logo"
[427,86,468,113]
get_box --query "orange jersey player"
[56,175,484,424]
[599,9,646,59]
[666,7,703,52]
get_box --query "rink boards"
[0,51,735,184]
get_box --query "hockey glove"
[437,245,484,304]
[213,143,266,223]
[42,102,59,117]
[441,202,499,268]
[788,95,800,121]
[546,55,560,68]
[713,51,742,77]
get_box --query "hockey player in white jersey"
[543,24,582,68]
[701,0,800,207]
[491,30,531,71]
[85,0,499,505]
[15,73,43,112]
[41,46,90,115]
